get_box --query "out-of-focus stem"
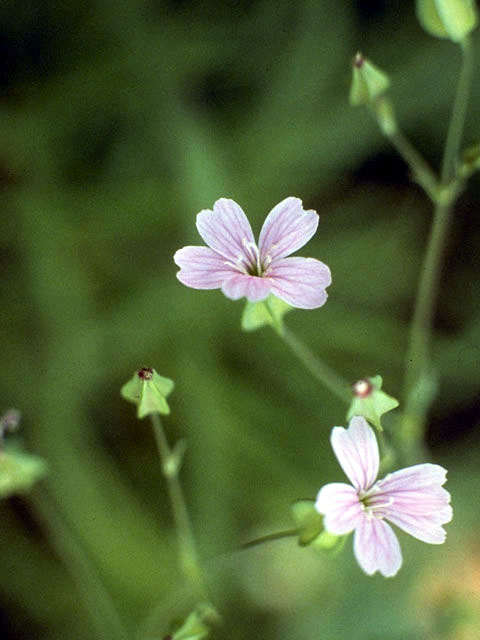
[31,490,127,640]
[150,413,209,602]
[387,128,439,201]
[279,327,351,403]
[240,528,299,550]
[398,37,474,462]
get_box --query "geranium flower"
[174,197,331,309]
[315,416,452,577]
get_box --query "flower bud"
[459,142,480,177]
[0,451,47,499]
[121,367,174,418]
[347,375,399,431]
[349,53,390,107]
[416,0,478,42]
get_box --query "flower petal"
[174,246,237,289]
[384,508,452,544]
[258,197,319,262]
[353,517,402,577]
[376,463,448,494]
[268,257,331,309]
[196,199,255,262]
[221,274,272,302]
[315,482,363,535]
[330,417,379,493]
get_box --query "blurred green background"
[1,0,480,638]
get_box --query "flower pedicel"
[174,197,331,309]
[315,416,452,577]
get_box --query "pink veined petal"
[383,506,453,544]
[174,246,237,289]
[315,482,363,535]
[258,197,319,262]
[376,463,448,493]
[353,517,402,577]
[330,417,380,493]
[268,257,331,309]
[221,274,272,302]
[196,199,255,263]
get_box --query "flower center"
[224,238,272,277]
[359,489,394,520]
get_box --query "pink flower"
[174,197,331,309]
[315,416,452,577]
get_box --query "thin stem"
[399,38,474,462]
[441,36,474,185]
[279,327,351,403]
[150,413,209,601]
[31,490,128,640]
[387,128,439,201]
[239,528,299,550]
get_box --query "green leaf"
[0,450,48,499]
[121,367,174,418]
[241,296,292,334]
[290,499,324,546]
[347,375,399,431]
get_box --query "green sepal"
[347,375,399,431]
[0,450,48,499]
[241,295,292,334]
[311,530,347,554]
[349,53,390,107]
[290,499,324,546]
[168,603,219,640]
[121,368,174,418]
[416,0,478,42]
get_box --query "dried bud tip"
[352,379,373,398]
[0,409,21,435]
[354,52,364,69]
[138,367,154,380]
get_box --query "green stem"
[150,413,209,602]
[441,36,474,185]
[370,100,439,202]
[387,128,439,202]
[399,37,474,462]
[240,528,299,550]
[279,327,351,403]
[31,490,128,640]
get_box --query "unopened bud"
[349,53,390,107]
[121,367,174,418]
[347,375,399,431]
[416,0,478,42]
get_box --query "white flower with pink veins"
[315,416,452,577]
[174,197,331,309]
